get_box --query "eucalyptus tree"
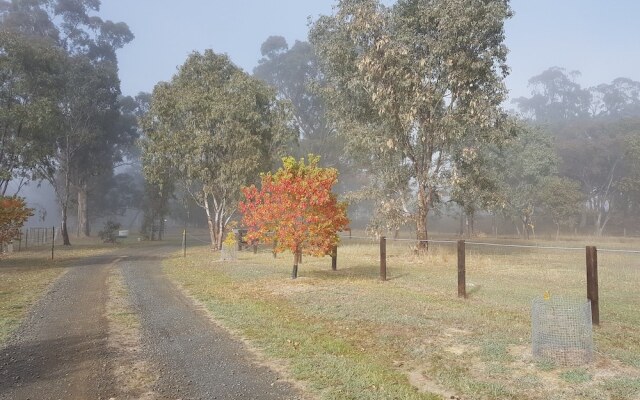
[0,0,133,63]
[141,50,295,249]
[512,67,591,122]
[74,93,140,237]
[515,69,640,236]
[37,55,124,245]
[0,30,65,195]
[0,0,133,244]
[310,0,512,247]
[450,141,504,237]
[619,134,640,229]
[53,1,133,243]
[493,123,558,239]
[536,176,584,239]
[254,37,340,165]
[591,78,640,117]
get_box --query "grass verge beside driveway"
[165,238,640,400]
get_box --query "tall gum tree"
[0,30,64,195]
[1,0,133,245]
[141,50,295,249]
[310,0,512,248]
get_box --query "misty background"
[3,0,640,242]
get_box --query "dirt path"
[0,254,118,399]
[0,246,302,399]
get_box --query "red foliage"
[239,155,349,258]
[0,196,33,247]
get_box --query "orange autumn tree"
[240,155,349,279]
[0,196,33,251]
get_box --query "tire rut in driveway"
[0,254,119,400]
[121,248,303,399]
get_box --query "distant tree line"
[5,0,639,249]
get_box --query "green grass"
[560,368,592,384]
[164,235,640,399]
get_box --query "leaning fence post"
[586,246,599,326]
[458,240,466,298]
[380,236,387,281]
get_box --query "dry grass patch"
[166,237,640,400]
[106,265,156,399]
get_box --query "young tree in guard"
[240,155,349,278]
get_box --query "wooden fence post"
[586,246,599,326]
[458,240,466,298]
[51,226,55,260]
[380,236,387,281]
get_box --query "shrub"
[98,220,121,243]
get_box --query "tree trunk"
[594,207,610,237]
[76,186,89,238]
[556,223,560,241]
[203,195,217,250]
[61,206,71,246]
[492,213,498,239]
[522,217,530,240]
[291,246,300,279]
[150,211,156,241]
[416,186,429,250]
[216,207,225,250]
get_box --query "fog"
[3,0,640,243]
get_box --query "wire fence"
[323,234,640,327]
[3,227,57,252]
[177,229,638,328]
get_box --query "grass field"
[165,234,640,400]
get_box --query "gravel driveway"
[0,245,303,400]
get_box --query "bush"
[98,220,121,243]
[0,196,33,249]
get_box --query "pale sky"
[100,1,640,104]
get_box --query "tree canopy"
[0,0,134,244]
[240,155,349,278]
[310,0,512,247]
[141,50,296,249]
